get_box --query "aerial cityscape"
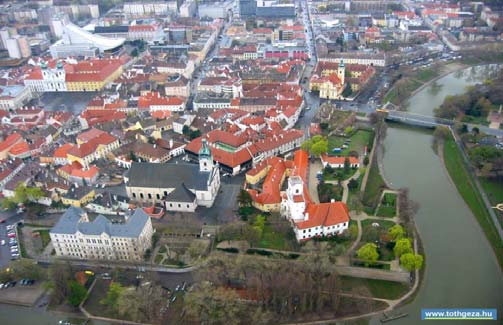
[0,0,501,324]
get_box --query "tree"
[393,238,413,257]
[101,282,125,311]
[311,140,328,157]
[2,183,45,209]
[131,48,139,57]
[48,261,73,304]
[343,157,350,175]
[185,281,245,324]
[237,189,252,207]
[400,253,424,271]
[348,178,359,190]
[242,224,261,247]
[116,285,166,323]
[356,243,379,265]
[182,125,190,136]
[10,259,46,280]
[363,156,370,166]
[388,224,405,241]
[349,195,363,214]
[68,280,87,307]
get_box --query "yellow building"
[64,59,124,92]
[62,188,95,207]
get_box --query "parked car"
[0,240,5,246]
[7,233,16,238]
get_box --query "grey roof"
[126,162,211,191]
[165,184,196,203]
[51,206,149,238]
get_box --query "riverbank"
[440,132,503,269]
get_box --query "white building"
[0,85,33,110]
[281,175,350,241]
[50,207,154,261]
[125,139,220,212]
[50,23,124,58]
[5,38,21,59]
[198,1,234,19]
[123,2,176,16]
[180,0,197,18]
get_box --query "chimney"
[305,212,309,221]
[169,139,173,148]
[331,199,335,203]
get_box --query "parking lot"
[0,212,23,269]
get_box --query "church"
[124,139,220,212]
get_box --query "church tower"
[337,59,345,85]
[199,138,213,172]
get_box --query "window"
[140,193,144,199]
[156,194,160,200]
[178,204,181,208]
[148,193,152,199]
[187,204,190,208]
[164,191,168,196]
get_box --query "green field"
[376,193,397,218]
[362,159,387,209]
[415,68,439,83]
[328,129,373,157]
[340,276,410,300]
[383,79,423,105]
[443,134,503,269]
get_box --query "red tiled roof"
[77,128,107,143]
[295,202,349,229]
[8,141,30,156]
[321,154,359,165]
[0,133,23,153]
[68,133,117,158]
[54,143,75,158]
[138,92,184,109]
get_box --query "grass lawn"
[323,167,358,181]
[361,219,396,243]
[33,229,51,248]
[480,178,503,204]
[376,206,396,218]
[328,129,374,157]
[258,224,288,251]
[444,134,503,269]
[362,159,387,209]
[340,276,410,300]
[376,193,397,218]
[461,115,490,126]
[361,219,396,231]
[383,79,423,105]
[415,68,439,83]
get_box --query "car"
[10,281,16,287]
[6,225,14,230]
[8,233,16,238]
[0,240,5,246]
[11,247,19,252]
[20,279,26,285]
[0,218,6,223]
[0,284,4,289]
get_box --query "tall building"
[50,207,154,261]
[5,38,21,59]
[239,0,257,17]
[17,36,32,58]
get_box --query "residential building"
[61,187,96,207]
[0,85,33,110]
[50,206,153,261]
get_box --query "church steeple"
[337,59,345,85]
[199,138,213,172]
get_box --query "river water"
[405,64,501,116]
[371,64,503,324]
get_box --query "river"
[371,64,503,324]
[405,64,501,116]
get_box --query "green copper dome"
[199,138,212,158]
